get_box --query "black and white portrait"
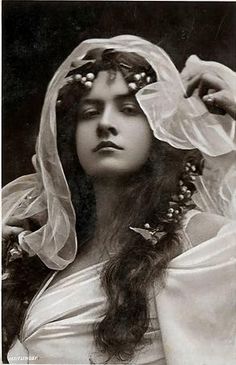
[2,1,236,364]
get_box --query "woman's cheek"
[75,123,88,159]
[75,123,96,170]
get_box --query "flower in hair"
[129,158,204,245]
[129,225,166,246]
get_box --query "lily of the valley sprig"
[129,224,166,246]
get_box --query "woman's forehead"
[83,70,130,100]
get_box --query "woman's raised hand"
[2,218,34,267]
[184,72,236,120]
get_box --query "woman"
[2,35,236,364]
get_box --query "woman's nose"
[96,106,118,137]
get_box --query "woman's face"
[76,71,153,179]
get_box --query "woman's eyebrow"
[115,94,137,102]
[78,99,102,107]
[116,94,143,111]
[79,93,134,104]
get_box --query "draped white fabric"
[156,221,236,365]
[7,216,236,364]
[8,262,166,365]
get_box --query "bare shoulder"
[185,212,230,247]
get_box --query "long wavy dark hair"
[3,48,201,363]
[56,49,201,362]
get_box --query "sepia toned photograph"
[2,1,236,364]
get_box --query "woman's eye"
[121,104,140,115]
[79,109,100,120]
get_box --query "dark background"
[2,1,236,185]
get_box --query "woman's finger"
[203,90,236,120]
[184,73,228,98]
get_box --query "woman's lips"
[93,141,124,152]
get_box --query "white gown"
[8,260,166,365]
[7,211,236,365]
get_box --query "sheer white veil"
[3,35,235,270]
